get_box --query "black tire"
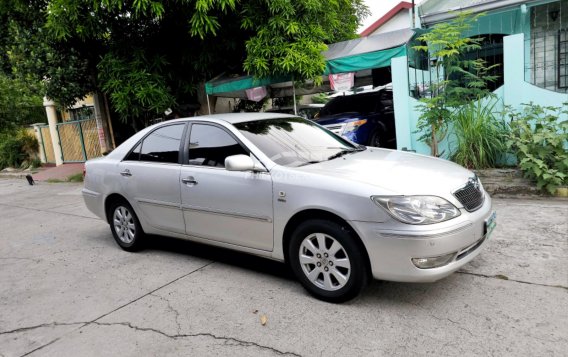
[108,199,145,252]
[288,219,369,303]
[368,129,383,148]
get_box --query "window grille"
[559,29,568,89]
[526,1,568,93]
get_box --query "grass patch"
[46,173,83,183]
[67,173,84,182]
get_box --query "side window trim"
[123,141,142,161]
[122,122,187,164]
[182,121,251,166]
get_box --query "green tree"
[0,73,44,130]
[413,12,499,157]
[0,74,42,108]
[1,0,368,128]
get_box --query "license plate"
[484,211,497,238]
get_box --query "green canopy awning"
[205,74,290,96]
[205,28,415,96]
[324,45,407,75]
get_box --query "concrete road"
[0,179,566,356]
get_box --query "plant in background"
[450,99,509,169]
[0,129,39,170]
[413,12,499,157]
[507,103,568,194]
[272,95,303,108]
[232,98,267,113]
[311,93,330,104]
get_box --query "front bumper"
[351,194,494,283]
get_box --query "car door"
[180,123,274,251]
[118,123,186,234]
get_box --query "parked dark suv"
[315,89,396,149]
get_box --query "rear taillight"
[83,165,86,178]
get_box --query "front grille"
[453,180,484,212]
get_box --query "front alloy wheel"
[299,233,351,291]
[289,219,369,302]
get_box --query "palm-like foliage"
[450,99,509,169]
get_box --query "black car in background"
[315,90,396,149]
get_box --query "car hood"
[315,112,362,125]
[295,148,474,197]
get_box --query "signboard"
[329,72,355,92]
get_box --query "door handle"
[182,176,198,185]
[120,169,132,177]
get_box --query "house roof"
[359,1,413,37]
[419,0,540,25]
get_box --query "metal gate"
[38,125,56,164]
[56,119,102,162]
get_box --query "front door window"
[188,124,248,167]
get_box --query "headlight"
[372,196,461,225]
[342,119,367,135]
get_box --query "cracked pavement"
[0,179,567,356]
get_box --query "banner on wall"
[245,86,267,102]
[329,72,355,92]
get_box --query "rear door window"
[138,124,185,163]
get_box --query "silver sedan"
[83,113,496,302]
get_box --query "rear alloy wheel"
[289,219,368,302]
[109,200,145,251]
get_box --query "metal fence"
[38,125,56,163]
[525,28,568,93]
[56,118,102,163]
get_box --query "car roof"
[172,112,297,125]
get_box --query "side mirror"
[225,154,262,172]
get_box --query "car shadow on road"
[120,233,463,306]
[144,234,295,281]
[142,234,464,306]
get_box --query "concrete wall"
[214,98,235,113]
[504,34,568,109]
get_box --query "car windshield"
[235,117,361,167]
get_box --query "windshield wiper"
[297,160,322,167]
[327,149,359,161]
